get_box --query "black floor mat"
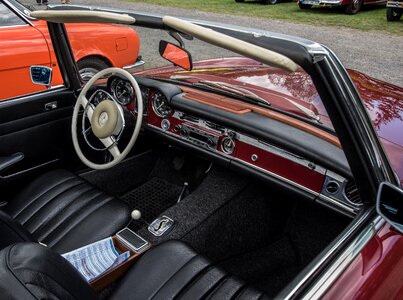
[121,177,182,222]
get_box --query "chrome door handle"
[45,101,57,111]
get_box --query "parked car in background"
[386,0,403,20]
[235,0,280,5]
[0,0,140,101]
[298,0,386,14]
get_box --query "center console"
[86,229,151,292]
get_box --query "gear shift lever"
[131,209,150,227]
[131,209,142,221]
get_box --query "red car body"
[0,0,140,100]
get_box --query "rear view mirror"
[376,182,403,233]
[159,40,193,71]
[30,66,52,86]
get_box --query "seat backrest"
[0,242,97,300]
[0,210,34,250]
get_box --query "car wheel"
[387,7,403,21]
[344,0,362,14]
[77,57,110,82]
[262,0,279,4]
[298,2,313,9]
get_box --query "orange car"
[0,0,140,100]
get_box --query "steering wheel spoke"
[72,67,143,170]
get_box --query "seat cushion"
[4,169,130,253]
[0,243,97,300]
[111,240,269,300]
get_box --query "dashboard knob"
[207,139,216,148]
[179,128,188,137]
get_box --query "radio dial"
[179,128,189,137]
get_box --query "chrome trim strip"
[317,194,356,216]
[0,24,29,29]
[282,209,380,300]
[123,60,145,72]
[303,216,385,299]
[3,0,35,25]
[0,85,66,105]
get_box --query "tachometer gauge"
[111,79,134,105]
[152,91,171,117]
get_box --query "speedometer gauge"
[152,91,171,117]
[111,78,134,105]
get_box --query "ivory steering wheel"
[71,68,143,170]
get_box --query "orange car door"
[0,3,51,101]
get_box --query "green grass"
[126,0,403,35]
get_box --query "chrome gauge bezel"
[152,91,171,118]
[221,136,236,154]
[111,78,135,106]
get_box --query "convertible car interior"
[1,4,400,300]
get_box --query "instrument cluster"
[109,77,150,115]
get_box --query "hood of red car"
[140,57,403,184]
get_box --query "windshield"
[11,0,34,13]
[133,27,333,130]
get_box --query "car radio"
[174,124,219,149]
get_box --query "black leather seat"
[111,240,269,300]
[1,169,130,253]
[0,240,269,300]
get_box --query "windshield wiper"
[170,75,320,121]
[170,75,270,108]
[197,80,271,106]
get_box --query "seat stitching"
[30,186,98,236]
[205,276,229,300]
[5,245,38,299]
[48,196,114,248]
[20,181,86,226]
[25,282,60,299]
[230,282,247,300]
[36,190,103,242]
[149,254,200,300]
[13,267,79,299]
[175,265,217,299]
[12,176,77,219]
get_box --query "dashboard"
[106,75,362,217]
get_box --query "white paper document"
[62,237,130,282]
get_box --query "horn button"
[91,100,119,139]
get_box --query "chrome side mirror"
[30,66,52,87]
[376,182,403,233]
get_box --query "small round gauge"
[91,90,110,106]
[221,137,236,154]
[152,91,171,117]
[112,79,134,105]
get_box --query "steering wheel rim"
[72,67,143,170]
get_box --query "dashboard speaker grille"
[344,180,361,205]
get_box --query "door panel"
[0,89,82,194]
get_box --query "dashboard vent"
[180,114,199,123]
[205,121,225,132]
[344,180,361,206]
